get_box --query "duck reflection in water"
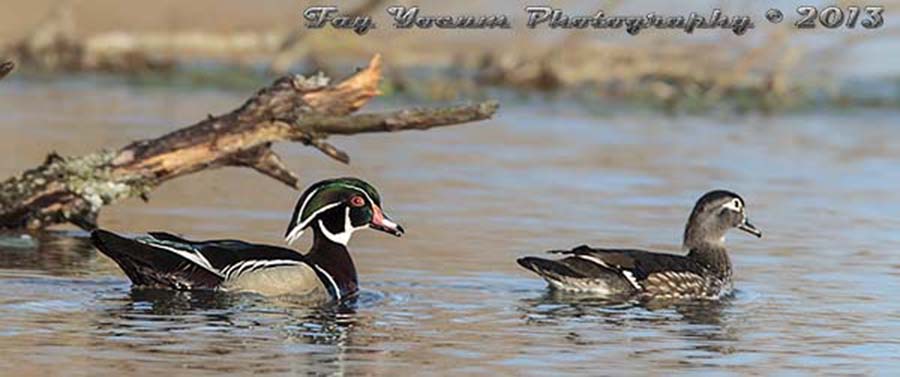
[0,230,97,274]
[519,289,740,355]
[91,287,382,374]
[100,287,364,340]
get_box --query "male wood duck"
[517,190,762,300]
[91,177,404,302]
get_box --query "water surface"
[0,80,898,375]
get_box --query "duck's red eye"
[350,196,365,207]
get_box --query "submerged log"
[0,55,498,230]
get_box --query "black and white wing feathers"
[546,245,715,298]
[92,230,308,290]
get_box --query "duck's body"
[518,245,733,300]
[91,177,403,301]
[517,190,761,301]
[92,229,354,300]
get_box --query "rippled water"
[1,80,899,375]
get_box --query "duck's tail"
[516,256,621,294]
[91,229,222,289]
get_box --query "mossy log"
[0,55,498,230]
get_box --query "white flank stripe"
[622,270,642,289]
[223,259,304,280]
[221,263,238,277]
[313,264,341,300]
[232,260,259,278]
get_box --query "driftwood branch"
[292,102,500,136]
[0,55,498,230]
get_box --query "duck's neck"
[307,226,358,297]
[683,218,733,274]
[685,242,732,275]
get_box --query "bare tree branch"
[0,55,498,230]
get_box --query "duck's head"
[284,177,404,246]
[683,190,761,249]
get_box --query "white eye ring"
[723,198,742,212]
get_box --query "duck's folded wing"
[547,245,699,286]
[147,232,261,254]
[517,245,643,293]
[92,230,310,290]
[92,229,224,289]
[146,231,190,244]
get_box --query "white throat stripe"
[318,207,367,246]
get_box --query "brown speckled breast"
[640,269,733,300]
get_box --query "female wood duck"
[91,177,404,302]
[517,190,762,300]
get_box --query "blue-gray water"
[0,80,899,375]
